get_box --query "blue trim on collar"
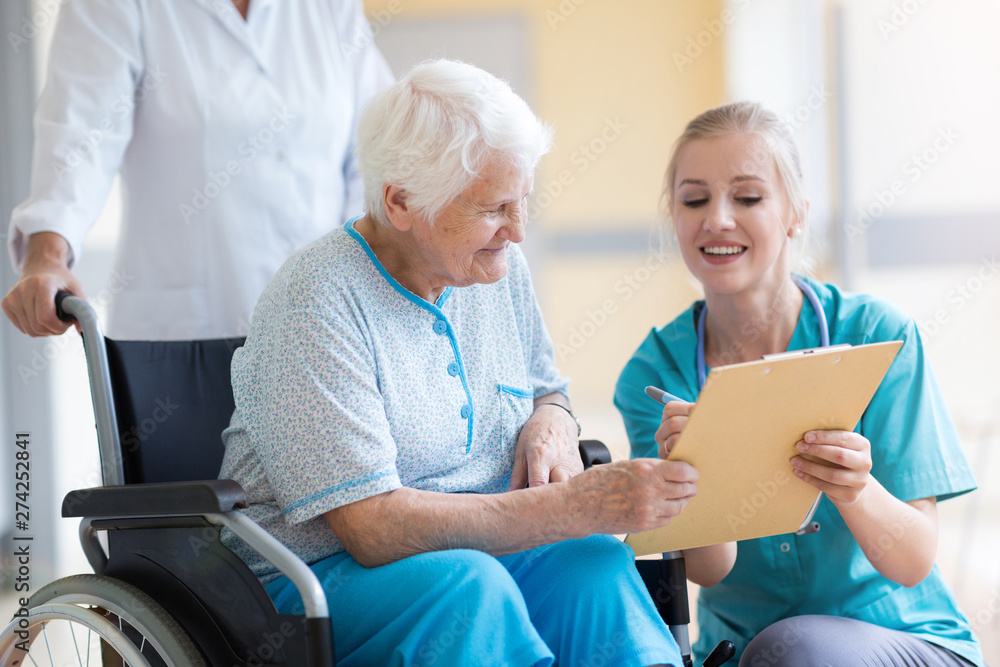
[344,218,474,452]
[345,218,456,312]
[346,218,437,311]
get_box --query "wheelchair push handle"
[55,289,76,322]
[53,290,125,487]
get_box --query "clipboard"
[625,339,903,556]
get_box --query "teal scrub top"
[614,277,983,666]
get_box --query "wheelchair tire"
[0,574,207,667]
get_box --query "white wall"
[835,1,1000,659]
[724,0,833,254]
[836,0,1000,280]
[838,0,1000,218]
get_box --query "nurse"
[3,0,392,340]
[614,102,984,666]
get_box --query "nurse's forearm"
[681,542,736,587]
[324,458,699,568]
[835,479,937,588]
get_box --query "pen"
[644,385,686,405]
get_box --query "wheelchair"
[1,293,732,666]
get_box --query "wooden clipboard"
[625,340,903,556]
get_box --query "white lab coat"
[8,0,393,340]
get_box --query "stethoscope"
[694,273,828,536]
[696,274,830,389]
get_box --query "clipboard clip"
[761,343,852,362]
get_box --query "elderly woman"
[220,59,696,666]
[615,102,983,666]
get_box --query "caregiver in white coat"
[3,0,393,340]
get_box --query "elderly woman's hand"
[565,458,699,534]
[508,395,583,490]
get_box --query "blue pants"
[266,535,682,666]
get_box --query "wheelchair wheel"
[0,574,206,667]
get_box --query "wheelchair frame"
[1,294,334,666]
[1,293,731,667]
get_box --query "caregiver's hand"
[654,399,695,459]
[790,429,872,506]
[2,232,85,337]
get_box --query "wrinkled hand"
[791,430,873,505]
[566,458,699,535]
[2,268,85,337]
[509,405,582,490]
[653,400,695,459]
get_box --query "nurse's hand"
[790,430,873,505]
[654,400,695,459]
[508,396,583,490]
[2,233,85,337]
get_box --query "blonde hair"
[660,102,811,267]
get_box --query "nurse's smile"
[700,242,747,264]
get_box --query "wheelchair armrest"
[62,479,248,518]
[579,439,612,469]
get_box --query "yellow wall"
[363,0,726,454]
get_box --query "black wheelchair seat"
[104,337,245,484]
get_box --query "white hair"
[358,59,553,226]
